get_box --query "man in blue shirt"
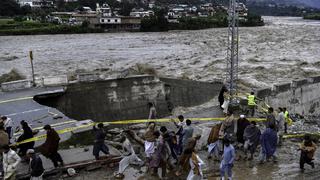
[220,138,235,180]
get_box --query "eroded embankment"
[34,75,222,122]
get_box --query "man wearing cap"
[38,125,64,168]
[236,115,250,160]
[26,149,44,180]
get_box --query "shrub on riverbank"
[141,13,264,32]
[0,25,103,35]
[303,13,320,20]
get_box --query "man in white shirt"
[115,135,142,179]
[2,145,21,180]
[277,107,285,145]
[1,116,13,142]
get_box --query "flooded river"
[1,16,320,88]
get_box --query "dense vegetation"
[141,11,264,32]
[0,19,103,35]
[247,2,320,17]
[303,13,320,20]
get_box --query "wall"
[256,76,320,115]
[34,75,222,122]
[1,79,32,91]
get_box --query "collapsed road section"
[33,75,223,122]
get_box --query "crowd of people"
[0,92,318,180]
[0,117,60,180]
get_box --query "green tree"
[0,0,21,16]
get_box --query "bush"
[0,69,25,84]
[0,25,103,35]
[303,13,320,20]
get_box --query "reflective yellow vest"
[284,111,289,119]
[248,95,256,106]
[284,110,293,125]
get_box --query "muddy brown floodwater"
[1,17,320,89]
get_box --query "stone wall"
[34,75,222,122]
[1,79,32,91]
[256,76,320,115]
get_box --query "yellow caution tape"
[12,116,312,146]
[13,120,78,136]
[12,117,267,146]
[13,122,97,146]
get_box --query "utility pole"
[29,50,36,86]
[226,0,239,102]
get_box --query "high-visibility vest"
[248,95,256,106]
[284,111,289,119]
[284,110,293,125]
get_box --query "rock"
[108,128,121,134]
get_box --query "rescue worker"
[247,92,256,117]
[283,107,289,134]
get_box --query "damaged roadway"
[1,82,320,179]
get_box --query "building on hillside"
[130,9,154,17]
[17,0,53,8]
[236,2,248,17]
[99,16,141,31]
[72,13,99,26]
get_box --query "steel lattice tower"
[226,0,239,98]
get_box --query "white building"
[17,0,53,8]
[130,10,154,18]
[96,3,112,17]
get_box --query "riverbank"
[0,14,264,36]
[141,13,264,32]
[303,13,320,20]
[0,19,104,36]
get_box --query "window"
[115,19,118,22]
[101,19,104,23]
[108,19,110,22]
